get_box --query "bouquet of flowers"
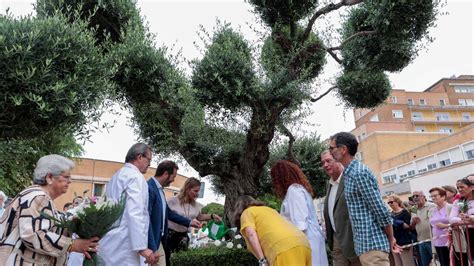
[457,198,469,213]
[43,193,126,266]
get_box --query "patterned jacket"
[0,186,71,265]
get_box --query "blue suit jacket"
[147,178,191,252]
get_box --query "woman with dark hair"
[233,195,311,266]
[449,178,473,264]
[387,194,414,266]
[167,177,221,253]
[270,160,328,266]
[0,155,99,265]
[428,187,451,266]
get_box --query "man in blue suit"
[148,160,201,266]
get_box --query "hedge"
[170,246,257,266]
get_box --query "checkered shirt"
[343,159,392,255]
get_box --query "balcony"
[411,118,472,124]
[409,104,474,111]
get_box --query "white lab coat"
[280,184,329,266]
[98,163,149,266]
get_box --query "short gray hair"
[125,143,151,163]
[0,191,7,206]
[33,155,75,185]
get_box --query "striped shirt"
[343,159,392,255]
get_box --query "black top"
[391,209,413,245]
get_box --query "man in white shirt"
[99,143,158,265]
[321,151,360,266]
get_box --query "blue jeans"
[418,242,432,266]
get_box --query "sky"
[1,0,473,204]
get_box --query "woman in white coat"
[271,160,329,266]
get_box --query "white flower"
[214,240,221,246]
[234,234,242,240]
[226,242,233,248]
[237,244,242,249]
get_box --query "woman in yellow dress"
[233,195,311,266]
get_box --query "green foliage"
[192,24,257,112]
[336,70,391,109]
[261,25,326,82]
[256,193,282,211]
[249,0,318,26]
[170,246,257,266]
[0,132,83,196]
[201,202,225,218]
[266,134,328,198]
[36,0,143,46]
[0,14,114,140]
[341,0,438,72]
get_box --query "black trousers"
[165,229,189,265]
[434,246,449,266]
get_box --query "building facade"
[54,158,188,210]
[351,75,474,199]
[352,75,474,142]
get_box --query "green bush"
[170,246,257,266]
[201,202,224,218]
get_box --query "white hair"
[0,191,7,208]
[33,154,75,185]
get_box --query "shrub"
[201,202,224,218]
[170,246,256,266]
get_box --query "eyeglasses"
[387,201,394,204]
[412,195,420,198]
[328,145,341,151]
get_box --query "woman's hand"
[71,236,100,259]
[211,214,222,222]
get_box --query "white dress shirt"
[327,173,342,232]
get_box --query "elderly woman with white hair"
[0,154,99,265]
[0,191,7,217]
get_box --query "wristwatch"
[258,258,268,265]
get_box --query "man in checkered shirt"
[329,132,401,265]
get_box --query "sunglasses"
[387,201,394,204]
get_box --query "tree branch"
[327,30,377,51]
[325,49,342,64]
[278,123,298,165]
[301,0,364,42]
[310,86,337,102]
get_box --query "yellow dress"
[240,206,311,266]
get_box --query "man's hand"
[139,248,157,264]
[389,237,402,254]
[411,216,421,226]
[190,219,202,228]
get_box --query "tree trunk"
[221,171,259,228]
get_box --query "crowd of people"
[0,132,472,266]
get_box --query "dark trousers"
[434,246,449,266]
[165,229,189,265]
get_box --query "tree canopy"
[2,0,440,221]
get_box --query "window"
[416,159,427,173]
[426,156,437,170]
[390,96,397,103]
[463,142,474,159]
[370,114,379,122]
[439,127,453,133]
[437,151,451,167]
[93,183,105,197]
[392,110,403,118]
[449,148,464,163]
[407,98,414,105]
[462,113,471,121]
[415,126,426,132]
[459,99,474,106]
[412,112,423,121]
[381,170,397,184]
[454,85,474,93]
[439,99,446,106]
[419,99,426,105]
[435,112,450,121]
